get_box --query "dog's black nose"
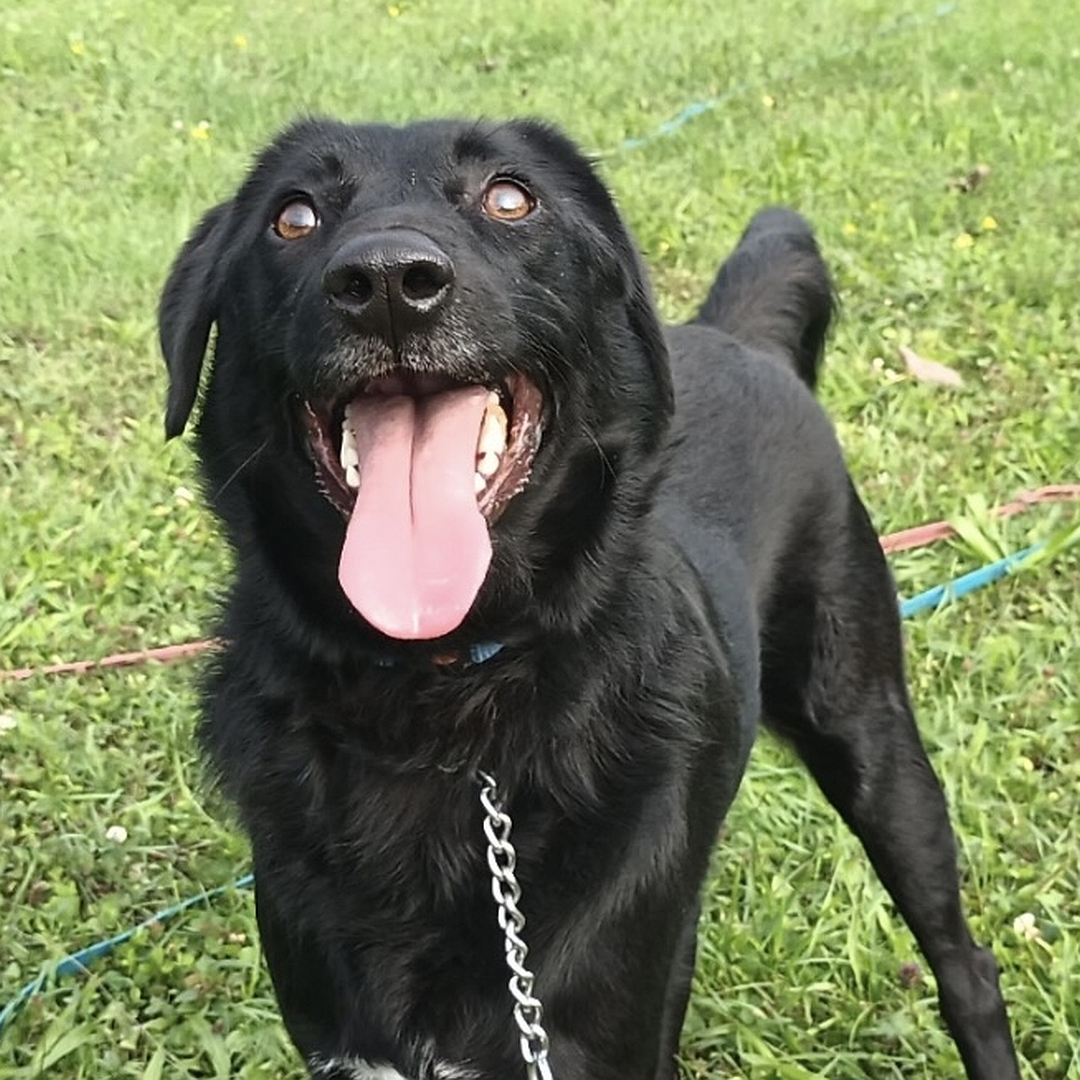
[323,230,454,342]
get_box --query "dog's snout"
[323,230,454,342]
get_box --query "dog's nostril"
[401,261,452,304]
[324,265,376,307]
[343,274,374,305]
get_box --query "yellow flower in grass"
[980,215,999,231]
[233,33,249,49]
[953,231,975,250]
[190,120,212,141]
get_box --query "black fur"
[160,118,1020,1080]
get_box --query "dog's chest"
[308,1054,479,1080]
[309,1058,409,1080]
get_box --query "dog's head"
[161,118,672,651]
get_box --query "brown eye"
[273,199,319,240]
[481,178,536,222]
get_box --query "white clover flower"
[1012,912,1041,941]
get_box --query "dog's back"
[668,210,1021,1080]
[657,209,846,737]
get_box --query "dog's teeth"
[473,396,507,489]
[340,413,361,485]
[478,399,508,457]
[339,418,360,474]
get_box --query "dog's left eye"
[481,178,536,222]
[273,199,319,240]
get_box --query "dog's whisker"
[210,438,269,498]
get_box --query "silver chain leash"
[478,772,554,1080]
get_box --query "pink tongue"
[338,387,492,639]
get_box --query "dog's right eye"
[273,199,319,240]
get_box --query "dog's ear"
[624,250,674,423]
[159,202,233,438]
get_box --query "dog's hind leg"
[759,489,1021,1080]
[652,898,702,1080]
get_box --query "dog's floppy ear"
[621,248,674,426]
[159,202,233,438]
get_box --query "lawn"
[1,0,1078,1076]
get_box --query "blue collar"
[373,641,505,668]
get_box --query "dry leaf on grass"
[900,345,964,387]
[947,163,991,193]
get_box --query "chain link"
[478,772,554,1080]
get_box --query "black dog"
[160,118,1020,1080]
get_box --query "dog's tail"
[691,207,834,390]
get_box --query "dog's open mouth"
[303,372,543,640]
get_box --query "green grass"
[2,0,1078,1076]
